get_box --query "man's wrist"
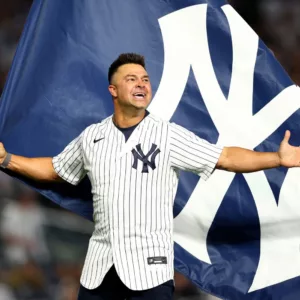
[275,152,281,168]
[0,153,12,169]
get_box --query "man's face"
[109,63,152,110]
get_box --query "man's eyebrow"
[124,74,149,78]
[125,74,137,78]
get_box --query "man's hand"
[278,130,300,168]
[217,130,300,173]
[0,142,7,165]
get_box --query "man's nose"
[136,80,145,88]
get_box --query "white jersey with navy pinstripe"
[52,113,223,291]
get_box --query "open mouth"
[133,93,146,99]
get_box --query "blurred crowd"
[229,0,300,84]
[0,171,93,300]
[1,0,300,299]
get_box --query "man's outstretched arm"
[0,142,63,182]
[216,130,300,173]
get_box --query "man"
[0,53,300,300]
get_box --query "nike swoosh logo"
[94,137,104,143]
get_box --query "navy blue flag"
[1,0,300,299]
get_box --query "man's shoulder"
[83,115,113,133]
[146,112,170,126]
[147,113,185,130]
[146,113,190,136]
[77,115,113,144]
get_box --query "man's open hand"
[0,142,7,165]
[278,130,300,168]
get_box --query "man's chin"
[132,103,149,110]
[134,106,147,111]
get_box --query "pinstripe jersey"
[52,113,223,290]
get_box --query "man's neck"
[113,108,146,128]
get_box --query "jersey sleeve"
[52,131,87,185]
[169,123,223,180]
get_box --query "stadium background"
[0,0,299,299]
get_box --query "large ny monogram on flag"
[149,4,300,292]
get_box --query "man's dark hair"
[108,53,146,83]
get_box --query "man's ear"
[108,84,117,97]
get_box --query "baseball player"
[1,53,300,300]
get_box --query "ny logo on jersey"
[132,143,161,173]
